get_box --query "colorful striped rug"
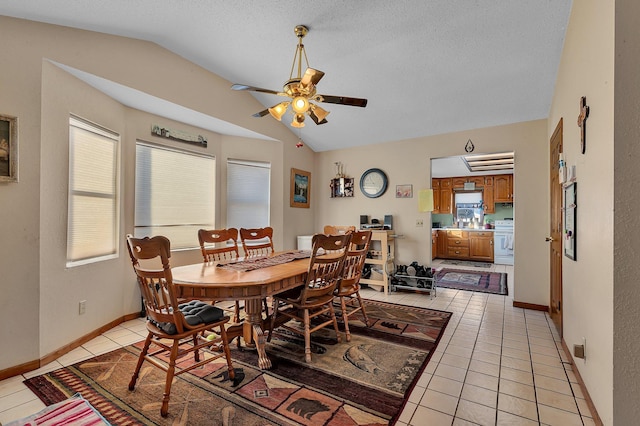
[23,300,451,425]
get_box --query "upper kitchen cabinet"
[452,176,485,189]
[483,176,495,213]
[431,178,453,214]
[494,174,513,202]
[439,178,453,214]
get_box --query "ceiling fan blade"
[231,84,285,96]
[318,94,368,108]
[300,68,325,87]
[252,109,270,118]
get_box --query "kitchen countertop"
[433,227,495,232]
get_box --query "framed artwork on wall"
[290,168,311,208]
[0,114,18,182]
[396,184,413,198]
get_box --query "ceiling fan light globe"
[311,104,330,122]
[291,114,305,128]
[268,101,290,121]
[292,96,310,114]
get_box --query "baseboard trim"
[513,301,548,311]
[560,340,603,425]
[0,312,142,381]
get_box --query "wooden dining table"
[171,252,310,369]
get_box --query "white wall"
[0,15,315,371]
[548,1,615,423]
[315,119,549,306]
[613,0,640,423]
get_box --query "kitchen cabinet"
[432,230,438,260]
[437,230,448,257]
[469,231,494,262]
[360,230,395,295]
[445,230,470,259]
[452,176,485,189]
[431,178,452,214]
[494,174,513,202]
[483,176,495,213]
[452,177,467,188]
[439,178,452,214]
[432,178,441,212]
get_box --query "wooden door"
[549,119,563,336]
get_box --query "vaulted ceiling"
[0,1,572,155]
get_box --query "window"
[135,142,215,249]
[226,159,271,230]
[67,116,120,266]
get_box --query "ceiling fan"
[231,25,368,129]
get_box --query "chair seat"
[149,300,225,335]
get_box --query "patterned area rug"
[24,300,451,426]
[440,259,493,268]
[435,268,508,295]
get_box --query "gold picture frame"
[0,114,18,182]
[290,168,311,208]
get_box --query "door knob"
[545,237,554,242]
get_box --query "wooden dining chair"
[334,230,372,342]
[198,228,242,323]
[267,233,351,363]
[126,234,236,418]
[323,225,356,235]
[240,227,274,257]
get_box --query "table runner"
[218,250,311,272]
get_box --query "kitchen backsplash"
[433,204,514,227]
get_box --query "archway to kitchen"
[430,152,515,289]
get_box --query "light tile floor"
[0,260,596,425]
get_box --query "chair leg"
[303,309,312,363]
[192,333,201,362]
[329,304,342,344]
[340,296,352,342]
[218,325,235,382]
[161,340,180,417]
[129,333,152,391]
[356,291,369,324]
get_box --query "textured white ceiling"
[0,1,572,155]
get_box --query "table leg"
[242,299,272,369]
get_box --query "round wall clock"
[359,168,388,198]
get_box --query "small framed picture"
[396,184,413,198]
[0,114,18,182]
[290,168,311,208]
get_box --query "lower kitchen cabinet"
[469,231,494,262]
[436,229,494,262]
[446,230,470,259]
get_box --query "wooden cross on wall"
[577,96,589,154]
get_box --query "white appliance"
[494,219,514,265]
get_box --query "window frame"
[66,115,120,267]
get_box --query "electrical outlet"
[416,219,424,227]
[79,300,86,315]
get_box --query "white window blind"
[67,116,119,266]
[135,143,215,249]
[226,159,270,230]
